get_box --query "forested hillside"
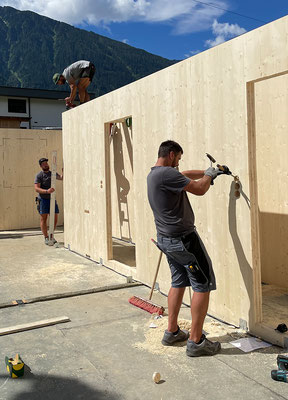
[0,6,178,97]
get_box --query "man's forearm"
[69,84,78,102]
[181,170,205,180]
[35,188,49,194]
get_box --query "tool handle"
[149,251,163,301]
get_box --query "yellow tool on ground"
[5,354,25,378]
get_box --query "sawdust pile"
[134,315,247,355]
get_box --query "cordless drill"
[271,355,288,382]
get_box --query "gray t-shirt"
[147,166,195,237]
[34,171,60,199]
[62,60,90,84]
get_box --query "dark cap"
[39,158,48,165]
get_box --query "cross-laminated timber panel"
[63,16,288,345]
[0,129,63,230]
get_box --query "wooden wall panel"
[63,16,288,330]
[0,129,63,230]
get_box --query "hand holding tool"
[206,153,238,182]
[204,167,218,183]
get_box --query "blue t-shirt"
[34,171,60,199]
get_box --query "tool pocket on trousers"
[183,257,208,285]
[160,238,209,285]
[158,237,185,254]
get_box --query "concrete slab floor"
[0,231,287,400]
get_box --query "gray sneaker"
[186,334,221,357]
[162,328,189,346]
[44,237,49,245]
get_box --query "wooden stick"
[48,150,57,246]
[0,316,70,336]
[0,282,143,310]
[149,251,163,301]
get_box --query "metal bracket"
[239,318,248,331]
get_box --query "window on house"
[8,99,27,113]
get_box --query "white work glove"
[204,167,218,180]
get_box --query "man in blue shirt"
[34,158,63,245]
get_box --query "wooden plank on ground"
[0,281,143,310]
[0,316,70,336]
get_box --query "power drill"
[271,355,288,382]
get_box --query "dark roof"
[0,116,31,121]
[0,86,95,100]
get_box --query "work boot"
[186,334,221,357]
[161,327,189,346]
[65,102,77,110]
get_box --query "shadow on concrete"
[0,370,121,400]
[0,234,24,239]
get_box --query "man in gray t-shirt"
[34,158,63,245]
[52,60,95,108]
[147,140,228,357]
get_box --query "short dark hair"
[158,140,183,158]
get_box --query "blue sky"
[1,0,287,60]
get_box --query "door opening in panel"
[248,72,288,346]
[105,117,136,267]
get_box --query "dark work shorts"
[157,230,216,292]
[38,198,59,215]
[80,62,95,82]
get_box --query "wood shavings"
[134,316,247,355]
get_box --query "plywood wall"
[63,16,288,330]
[0,129,63,230]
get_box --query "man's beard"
[42,166,49,172]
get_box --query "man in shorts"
[53,60,95,108]
[34,158,63,245]
[147,140,229,357]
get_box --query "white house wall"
[27,99,66,129]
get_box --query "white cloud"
[122,38,129,44]
[0,0,229,35]
[205,19,246,47]
[184,49,201,58]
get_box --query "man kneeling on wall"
[34,158,63,245]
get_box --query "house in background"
[0,86,95,129]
